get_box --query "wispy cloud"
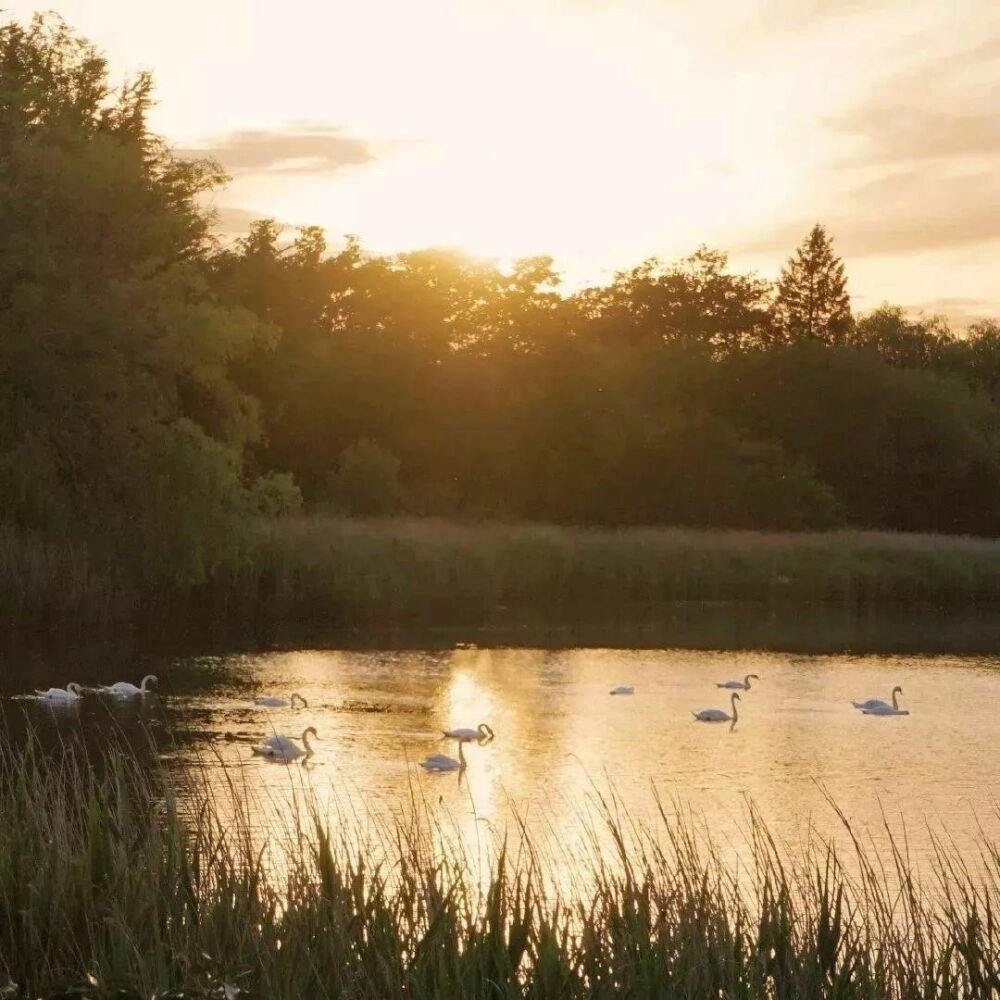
[733,166,1000,259]
[179,126,380,176]
[826,35,1000,167]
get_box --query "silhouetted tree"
[576,247,775,352]
[0,15,278,583]
[775,225,851,345]
[849,305,952,368]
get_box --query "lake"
[3,637,999,884]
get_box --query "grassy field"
[6,516,1000,640]
[1,732,999,998]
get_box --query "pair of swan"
[252,726,318,760]
[255,692,308,708]
[692,674,759,725]
[32,675,158,703]
[421,721,496,771]
[852,685,909,716]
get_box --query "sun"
[220,0,797,278]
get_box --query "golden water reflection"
[156,646,1000,885]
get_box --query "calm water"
[3,643,1000,876]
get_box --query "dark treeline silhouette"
[212,218,1000,536]
[4,14,1000,597]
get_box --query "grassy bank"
[1,734,999,998]
[211,516,1000,630]
[7,516,1000,641]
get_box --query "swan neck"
[731,692,738,722]
[744,675,752,690]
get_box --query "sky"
[5,0,1000,323]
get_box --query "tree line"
[3,15,1000,589]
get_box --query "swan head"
[892,686,902,696]
[291,692,308,708]
[732,692,741,702]
[67,682,83,696]
[748,675,760,681]
[301,726,318,755]
[479,723,495,740]
[141,675,158,691]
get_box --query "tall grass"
[8,515,1000,640]
[2,732,999,998]
[213,516,1000,628]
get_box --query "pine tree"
[775,224,852,344]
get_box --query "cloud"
[732,167,1000,259]
[826,34,1000,167]
[830,105,1000,167]
[179,126,379,176]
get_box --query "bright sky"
[6,0,1000,323]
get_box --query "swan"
[34,682,83,703]
[717,674,760,690]
[693,692,741,723]
[852,686,902,712]
[609,685,635,695]
[442,723,494,743]
[98,675,158,698]
[252,726,318,760]
[420,741,467,771]
[254,692,308,708]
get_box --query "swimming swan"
[34,683,83,703]
[852,686,902,712]
[252,726,318,760]
[717,674,760,690]
[442,723,494,743]
[609,685,635,695]
[99,675,158,698]
[420,741,467,771]
[255,692,308,708]
[693,692,741,723]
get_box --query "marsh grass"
[2,731,1000,998]
[7,515,1000,640]
[218,516,1000,627]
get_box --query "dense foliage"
[4,13,1000,601]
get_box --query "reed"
[7,516,1000,641]
[1,733,998,998]
[221,515,1000,626]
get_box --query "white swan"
[252,726,318,760]
[693,692,741,723]
[442,723,494,743]
[420,741,467,771]
[34,682,83,703]
[717,674,759,690]
[852,686,902,712]
[98,674,158,698]
[609,685,635,695]
[255,692,308,708]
